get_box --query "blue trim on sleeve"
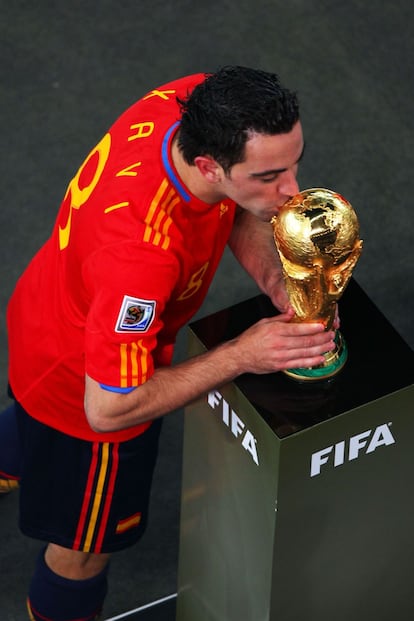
[162,121,191,202]
[99,384,136,394]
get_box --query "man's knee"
[45,543,111,580]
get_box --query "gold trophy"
[271,188,363,381]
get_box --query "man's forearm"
[228,210,288,310]
[84,338,245,433]
[85,311,335,434]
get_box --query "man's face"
[219,121,304,221]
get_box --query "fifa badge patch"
[115,296,156,333]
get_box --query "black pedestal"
[176,279,414,621]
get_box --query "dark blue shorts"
[0,400,162,553]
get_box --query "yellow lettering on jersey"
[128,122,154,141]
[115,162,142,177]
[104,202,129,214]
[143,89,176,101]
[59,133,111,250]
[178,262,210,301]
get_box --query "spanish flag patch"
[116,512,142,534]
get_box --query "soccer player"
[0,66,335,620]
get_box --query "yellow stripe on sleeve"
[120,343,128,388]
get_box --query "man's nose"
[278,170,299,198]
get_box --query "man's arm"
[228,208,289,311]
[84,312,335,433]
[228,208,341,329]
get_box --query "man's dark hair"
[177,65,300,174]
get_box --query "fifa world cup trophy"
[271,188,363,381]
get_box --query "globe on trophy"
[271,188,363,381]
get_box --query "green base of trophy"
[283,330,348,382]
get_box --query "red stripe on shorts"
[73,442,100,551]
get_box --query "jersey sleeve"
[83,241,180,390]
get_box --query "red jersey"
[7,74,236,442]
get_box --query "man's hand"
[232,310,335,374]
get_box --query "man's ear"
[193,155,223,183]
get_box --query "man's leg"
[27,544,110,621]
[14,402,162,621]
